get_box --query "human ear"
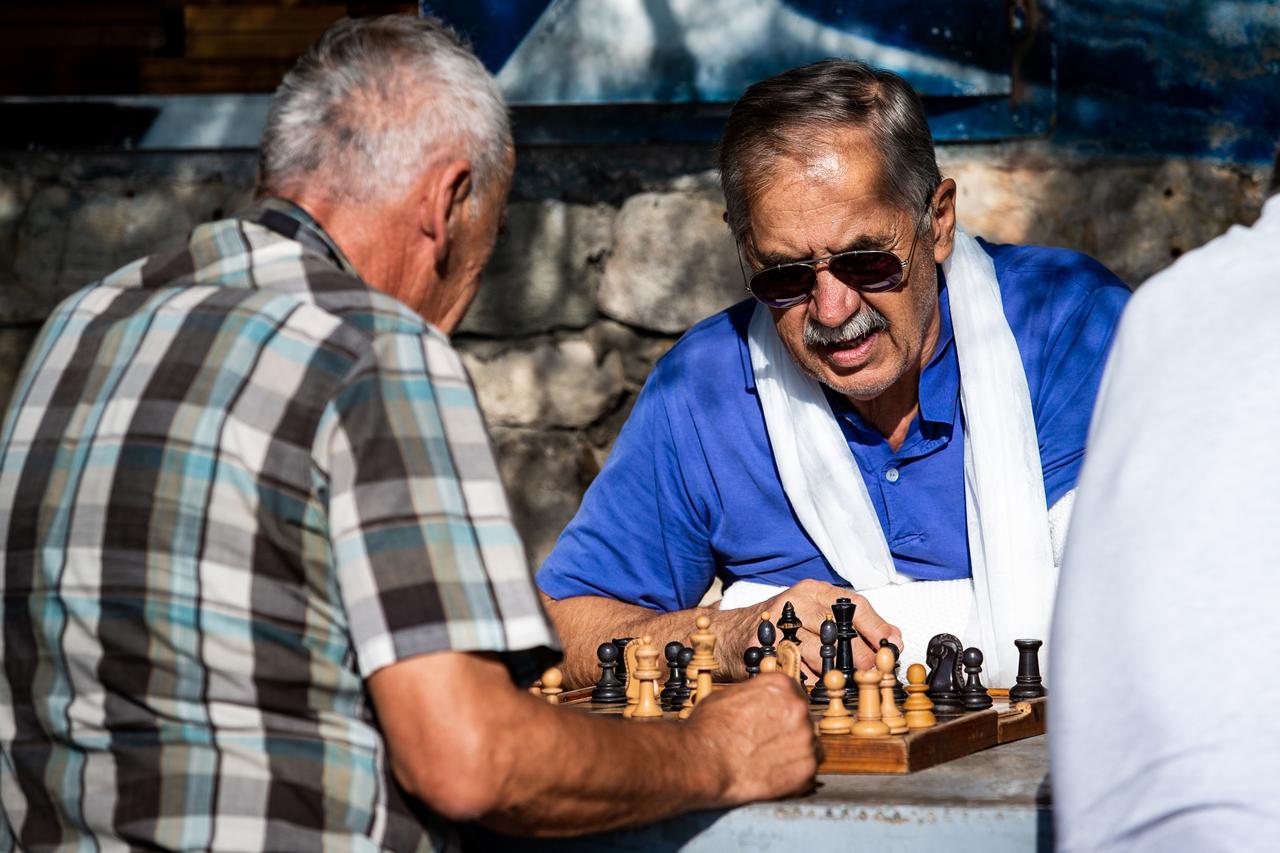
[416,159,473,269]
[931,178,958,264]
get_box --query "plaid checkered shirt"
[0,199,560,851]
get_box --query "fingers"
[848,593,900,651]
[798,634,823,672]
[851,641,877,671]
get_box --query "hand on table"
[687,673,820,805]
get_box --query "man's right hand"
[686,673,820,805]
[723,579,903,678]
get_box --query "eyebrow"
[753,232,897,269]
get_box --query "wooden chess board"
[557,685,1046,775]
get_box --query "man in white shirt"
[1050,159,1280,850]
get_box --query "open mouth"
[818,329,880,366]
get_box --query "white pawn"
[818,669,853,735]
[876,646,908,734]
[539,667,563,705]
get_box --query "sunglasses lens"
[828,252,904,292]
[749,265,816,306]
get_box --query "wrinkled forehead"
[746,132,892,214]
[743,142,906,257]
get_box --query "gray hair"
[718,59,941,248]
[258,15,511,205]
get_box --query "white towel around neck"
[738,227,1057,686]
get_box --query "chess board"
[556,685,1046,775]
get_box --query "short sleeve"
[536,367,718,612]
[1024,261,1131,504]
[317,328,559,686]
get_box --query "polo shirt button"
[885,467,900,483]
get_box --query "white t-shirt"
[1050,195,1280,851]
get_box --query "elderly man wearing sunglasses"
[537,60,1130,689]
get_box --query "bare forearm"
[483,691,725,835]
[545,594,757,687]
[372,652,817,839]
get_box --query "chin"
[821,373,897,400]
[802,353,906,400]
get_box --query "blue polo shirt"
[537,240,1130,611]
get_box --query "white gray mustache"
[803,308,889,347]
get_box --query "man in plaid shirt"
[0,15,818,852]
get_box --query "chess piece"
[903,663,937,729]
[818,669,853,735]
[539,667,563,705]
[810,617,838,706]
[926,638,964,716]
[851,668,890,737]
[757,612,777,658]
[759,655,779,674]
[778,642,802,683]
[876,646,908,734]
[777,601,802,645]
[880,638,908,706]
[743,646,763,679]
[961,647,994,711]
[624,640,642,710]
[678,615,718,719]
[832,597,858,683]
[675,646,694,706]
[611,637,633,683]
[925,633,965,691]
[1008,638,1047,700]
[624,637,664,719]
[660,641,686,710]
[592,642,627,705]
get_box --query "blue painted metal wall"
[424,1,1279,162]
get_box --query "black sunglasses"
[744,212,928,308]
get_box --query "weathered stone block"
[461,336,624,429]
[0,326,42,413]
[583,319,675,386]
[489,427,599,568]
[461,200,613,336]
[598,191,745,334]
[59,189,200,290]
[939,147,1266,286]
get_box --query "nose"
[807,265,863,328]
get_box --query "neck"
[849,303,942,452]
[849,369,922,452]
[279,192,422,308]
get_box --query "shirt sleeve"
[1023,258,1131,505]
[318,328,559,686]
[535,366,718,612]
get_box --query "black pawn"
[675,646,694,705]
[880,638,909,706]
[926,642,964,716]
[592,642,627,705]
[660,641,686,710]
[810,617,838,705]
[832,597,858,683]
[611,637,633,684]
[743,646,763,679]
[757,616,777,658]
[1009,638,1047,701]
[777,601,803,644]
[961,647,993,711]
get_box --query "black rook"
[1008,638,1047,701]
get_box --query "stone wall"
[0,145,1268,565]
